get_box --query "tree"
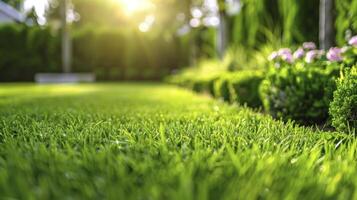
[1,0,23,9]
[61,0,72,73]
[319,0,335,49]
[216,0,227,58]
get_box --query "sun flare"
[117,0,155,15]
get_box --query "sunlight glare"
[117,0,155,16]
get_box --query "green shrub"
[167,72,219,96]
[228,70,264,108]
[213,74,232,102]
[190,76,218,94]
[260,63,339,124]
[166,59,228,95]
[165,75,190,88]
[207,76,220,96]
[330,66,357,133]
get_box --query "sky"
[20,0,240,28]
[23,0,48,24]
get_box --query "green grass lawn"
[0,83,356,199]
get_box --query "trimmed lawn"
[0,83,356,199]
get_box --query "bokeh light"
[116,0,155,16]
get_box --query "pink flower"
[268,48,294,63]
[293,48,305,59]
[281,52,293,63]
[305,50,319,63]
[305,50,325,63]
[268,51,279,61]
[278,48,292,55]
[276,48,292,63]
[303,42,317,50]
[348,36,357,47]
[326,47,343,62]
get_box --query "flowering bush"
[260,62,338,124]
[326,47,343,62]
[336,36,357,67]
[260,39,357,124]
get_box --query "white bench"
[35,73,96,84]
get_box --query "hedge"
[168,69,265,109]
[0,25,189,81]
[213,74,232,102]
[228,70,264,108]
[0,24,60,81]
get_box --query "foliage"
[1,0,23,9]
[0,24,189,81]
[278,0,301,44]
[166,59,227,93]
[0,83,355,199]
[228,70,264,108]
[278,0,319,45]
[167,74,218,95]
[230,0,319,48]
[260,61,339,124]
[330,66,357,133]
[0,24,60,82]
[167,47,268,108]
[222,45,275,71]
[47,0,191,31]
[213,73,231,101]
[261,37,357,126]
[231,0,268,47]
[74,27,189,80]
[335,0,357,46]
[191,27,217,59]
[212,70,264,108]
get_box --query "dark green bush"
[167,67,264,109]
[191,77,215,94]
[0,24,59,81]
[72,28,128,79]
[329,66,357,133]
[72,28,186,81]
[213,74,232,102]
[0,25,189,82]
[259,63,340,124]
[191,74,220,96]
[228,70,264,108]
[207,76,220,96]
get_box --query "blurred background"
[0,0,355,82]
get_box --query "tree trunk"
[217,11,227,59]
[61,0,72,73]
[319,0,335,50]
